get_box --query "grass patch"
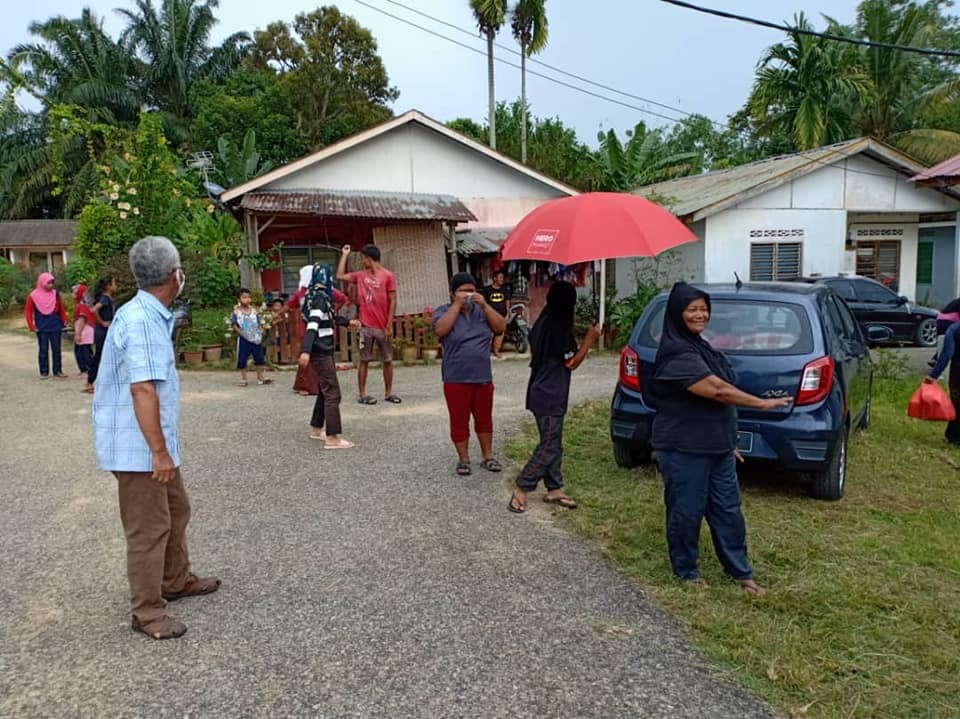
[506,378,960,719]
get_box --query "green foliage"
[188,69,306,169]
[870,347,911,379]
[597,121,700,191]
[248,6,399,151]
[214,129,274,188]
[63,256,100,288]
[174,207,243,308]
[0,257,33,311]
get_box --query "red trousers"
[443,382,494,442]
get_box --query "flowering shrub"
[413,307,438,346]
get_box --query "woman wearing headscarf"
[508,281,601,513]
[290,264,350,395]
[432,272,507,476]
[299,262,357,449]
[652,282,790,595]
[72,284,96,377]
[24,272,68,379]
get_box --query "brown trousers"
[114,470,193,623]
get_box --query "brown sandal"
[162,574,221,601]
[132,615,187,640]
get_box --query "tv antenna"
[186,150,215,183]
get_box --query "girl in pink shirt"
[72,284,96,377]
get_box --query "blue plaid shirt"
[93,290,181,472]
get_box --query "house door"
[854,239,901,290]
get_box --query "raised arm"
[336,245,354,283]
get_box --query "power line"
[352,0,917,182]
[659,0,960,59]
[375,0,718,125]
[351,0,690,125]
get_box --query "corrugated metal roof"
[636,138,934,222]
[0,220,77,248]
[911,153,960,183]
[240,189,477,222]
[456,227,511,255]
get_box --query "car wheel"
[613,440,652,468]
[915,318,937,348]
[810,432,846,501]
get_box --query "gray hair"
[129,236,180,289]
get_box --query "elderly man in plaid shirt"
[93,236,219,640]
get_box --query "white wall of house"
[264,123,566,206]
[703,208,848,283]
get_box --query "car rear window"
[637,298,814,355]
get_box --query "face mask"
[176,268,186,297]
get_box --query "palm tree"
[511,0,548,163]
[748,14,869,151]
[470,0,508,150]
[117,0,250,135]
[8,9,140,125]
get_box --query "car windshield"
[638,298,814,355]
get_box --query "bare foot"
[324,437,354,450]
[684,577,711,590]
[309,429,326,441]
[736,578,767,596]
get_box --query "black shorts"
[237,337,266,368]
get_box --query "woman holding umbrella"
[652,282,790,595]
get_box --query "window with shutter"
[750,242,802,281]
[855,240,901,288]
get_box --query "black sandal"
[481,458,502,472]
[456,460,472,476]
[508,492,526,514]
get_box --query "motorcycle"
[505,303,529,354]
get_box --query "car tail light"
[620,346,642,392]
[796,356,834,406]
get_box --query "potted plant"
[414,308,439,361]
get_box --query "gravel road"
[0,332,773,718]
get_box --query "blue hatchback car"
[609,283,885,500]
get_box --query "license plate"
[736,431,754,454]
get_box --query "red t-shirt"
[349,269,396,329]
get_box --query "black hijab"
[529,281,577,370]
[654,282,735,383]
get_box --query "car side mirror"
[866,325,894,342]
[897,295,909,305]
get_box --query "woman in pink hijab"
[24,271,68,379]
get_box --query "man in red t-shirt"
[337,243,400,404]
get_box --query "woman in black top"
[509,281,601,513]
[652,282,790,595]
[85,275,116,393]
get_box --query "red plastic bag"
[907,381,956,421]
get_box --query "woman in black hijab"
[653,282,790,595]
[509,281,602,513]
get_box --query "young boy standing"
[231,288,271,386]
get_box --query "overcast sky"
[2,0,863,144]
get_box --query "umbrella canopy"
[498,192,696,265]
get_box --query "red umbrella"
[498,192,696,266]
[499,193,696,345]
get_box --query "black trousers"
[310,354,343,435]
[516,413,565,491]
[86,329,107,384]
[36,330,62,376]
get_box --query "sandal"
[384,394,402,404]
[508,492,526,514]
[309,429,326,441]
[543,495,578,509]
[162,574,221,602]
[257,379,273,385]
[131,615,187,640]
[358,395,377,405]
[736,578,767,597]
[481,458,502,472]
[683,577,711,590]
[456,460,472,476]
[237,381,248,387]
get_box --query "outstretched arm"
[336,245,354,283]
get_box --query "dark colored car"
[610,283,889,501]
[801,275,938,347]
